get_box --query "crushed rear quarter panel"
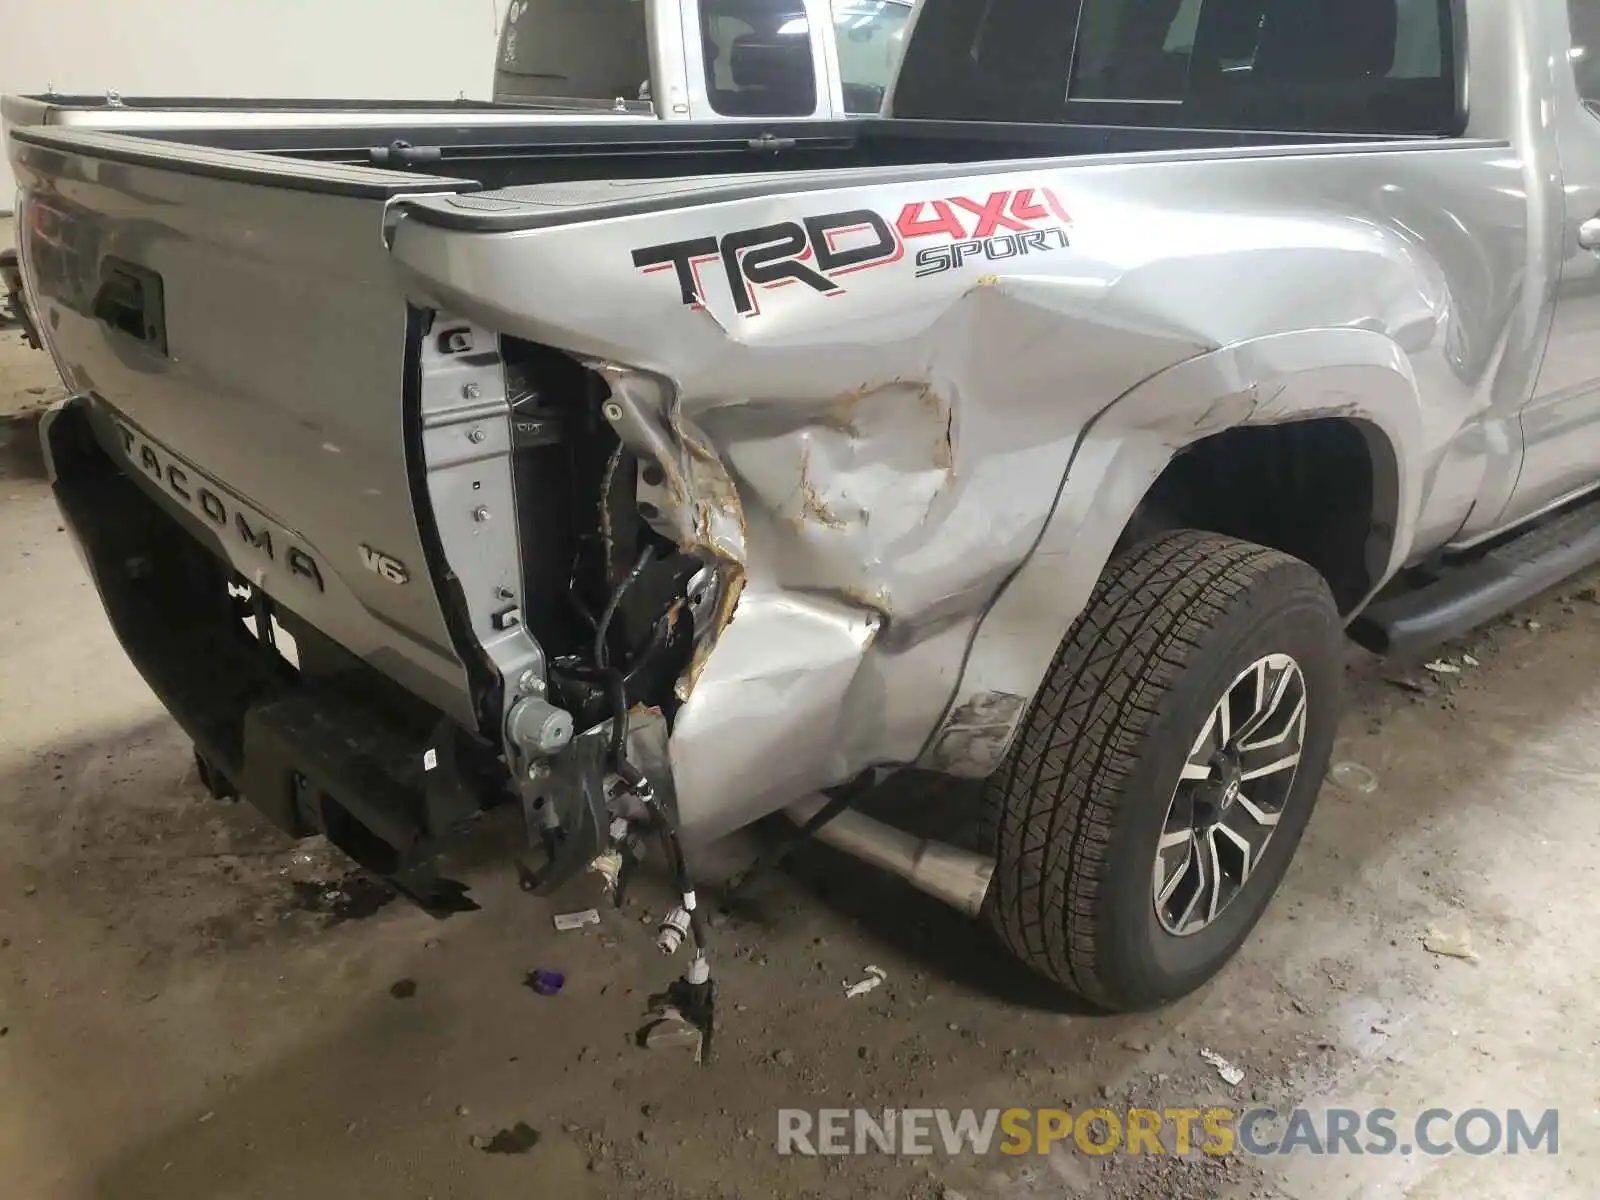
[392,140,1527,839]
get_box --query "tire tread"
[985,530,1311,1008]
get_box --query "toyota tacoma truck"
[9,0,1600,1030]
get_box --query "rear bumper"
[43,397,495,909]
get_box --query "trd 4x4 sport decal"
[901,188,1073,279]
[630,187,1072,316]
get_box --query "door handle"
[1580,217,1600,251]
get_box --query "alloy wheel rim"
[1152,652,1308,937]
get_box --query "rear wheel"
[983,530,1342,1011]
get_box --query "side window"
[1570,0,1600,109]
[1062,0,1454,135]
[494,0,650,103]
[1069,0,1194,102]
[831,1,917,115]
[1391,0,1444,80]
[700,0,819,117]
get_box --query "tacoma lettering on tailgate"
[115,422,325,593]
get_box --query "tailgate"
[9,127,486,728]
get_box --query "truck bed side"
[5,0,1534,874]
[386,130,1526,833]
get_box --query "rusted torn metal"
[675,567,746,702]
[796,443,849,530]
[587,362,751,704]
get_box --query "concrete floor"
[2,335,1598,1199]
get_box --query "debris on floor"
[524,969,566,996]
[1200,1048,1246,1086]
[640,1008,704,1060]
[1383,676,1432,696]
[7,468,1600,1198]
[1328,761,1379,794]
[389,978,418,1000]
[843,965,888,999]
[1423,928,1480,962]
[553,908,601,932]
[289,873,396,922]
[1423,659,1461,676]
[472,1122,541,1154]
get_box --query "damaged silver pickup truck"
[11,0,1600,1037]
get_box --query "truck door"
[494,0,651,105]
[827,0,918,114]
[1509,0,1600,519]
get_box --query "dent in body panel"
[391,137,1528,831]
[936,328,1432,781]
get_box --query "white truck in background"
[495,0,915,119]
[3,0,911,339]
[1,0,914,213]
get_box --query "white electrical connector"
[589,849,624,894]
[656,906,692,954]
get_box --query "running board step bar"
[1350,496,1600,655]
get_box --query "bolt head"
[463,383,482,400]
[473,506,491,523]
[602,401,625,422]
[468,427,487,444]
[518,670,545,695]
[535,710,575,755]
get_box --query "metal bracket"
[515,727,610,896]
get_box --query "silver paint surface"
[388,149,1525,833]
[16,0,1600,844]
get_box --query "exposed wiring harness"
[595,545,656,670]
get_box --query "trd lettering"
[633,187,1073,311]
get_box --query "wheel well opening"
[1119,419,1393,615]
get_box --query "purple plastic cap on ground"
[527,969,565,996]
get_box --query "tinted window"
[1068,0,1449,105]
[701,0,819,117]
[833,1,916,114]
[494,0,650,103]
[1571,0,1600,108]
[893,0,1458,136]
